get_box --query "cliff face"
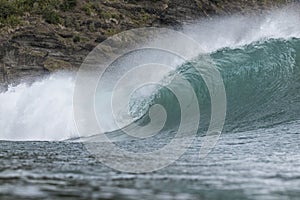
[0,0,294,89]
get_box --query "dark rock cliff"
[0,0,294,89]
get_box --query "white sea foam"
[0,72,77,141]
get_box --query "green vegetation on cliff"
[0,0,77,26]
[0,0,293,28]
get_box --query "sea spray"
[1,6,300,141]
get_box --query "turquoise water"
[128,38,300,135]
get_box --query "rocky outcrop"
[0,23,92,89]
[0,0,295,89]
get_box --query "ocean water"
[1,122,300,199]
[1,5,300,200]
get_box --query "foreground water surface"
[1,120,300,200]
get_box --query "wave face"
[1,6,300,141]
[213,38,300,131]
[131,38,300,133]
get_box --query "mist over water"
[1,6,300,141]
[183,5,300,52]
